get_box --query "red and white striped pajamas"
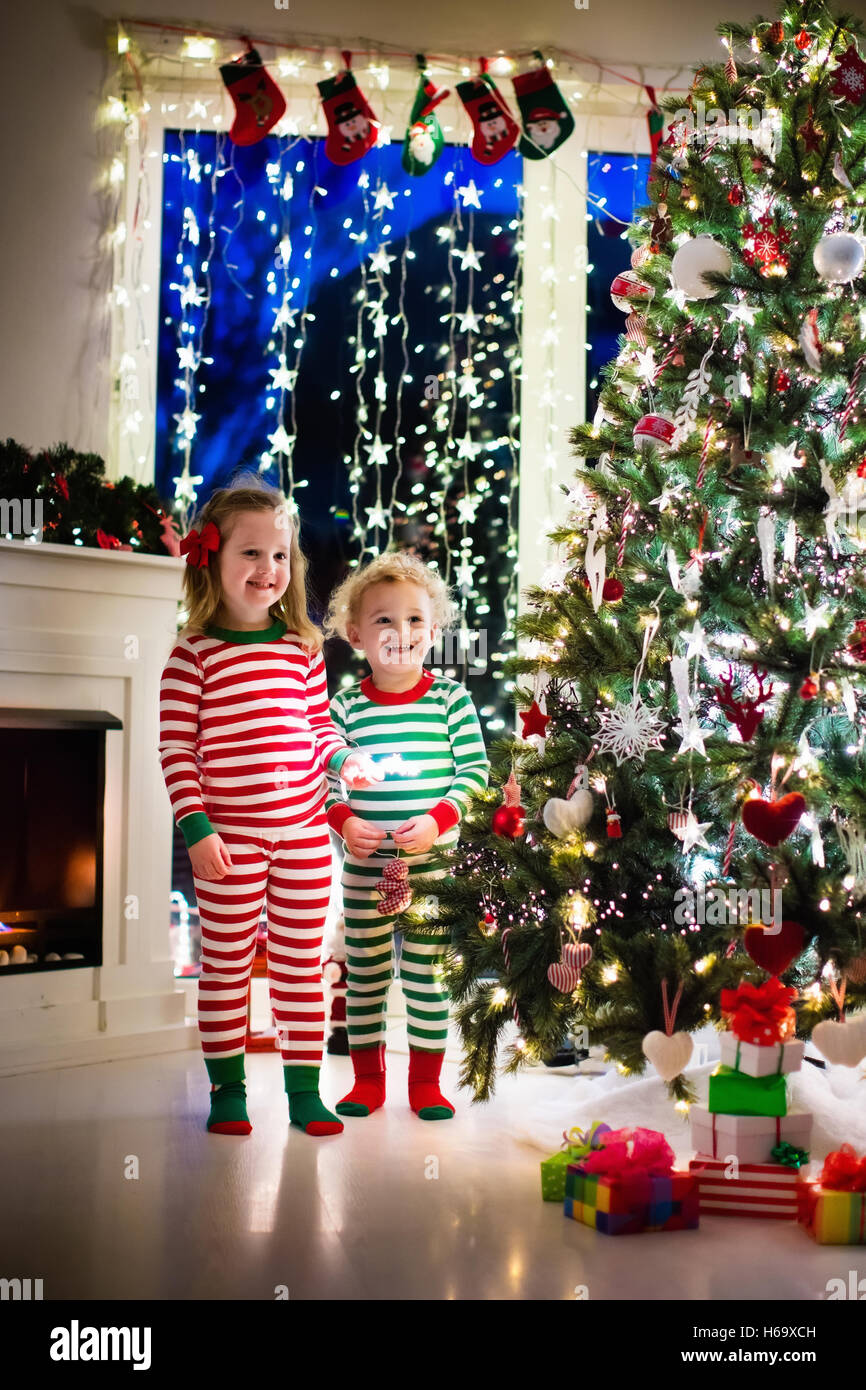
[158,619,353,1069]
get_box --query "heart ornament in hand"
[743,919,804,976]
[641,1029,694,1082]
[741,793,806,847]
[542,789,593,837]
[812,1014,866,1068]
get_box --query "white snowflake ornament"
[596,696,666,765]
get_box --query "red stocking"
[456,69,519,165]
[318,58,379,166]
[219,45,286,146]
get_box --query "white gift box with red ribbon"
[691,1106,813,1166]
[719,1030,805,1078]
[688,1158,807,1220]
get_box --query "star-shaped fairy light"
[596,696,666,765]
[452,244,483,272]
[767,441,803,482]
[519,699,550,740]
[800,600,831,640]
[457,180,482,208]
[369,244,396,274]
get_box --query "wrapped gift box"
[800,1186,866,1244]
[689,1158,806,1220]
[540,1121,612,1202]
[691,1106,812,1164]
[708,1064,788,1117]
[719,1031,804,1078]
[564,1164,699,1234]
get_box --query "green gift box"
[540,1121,612,1201]
[708,1064,788,1118]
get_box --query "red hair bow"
[179,521,220,568]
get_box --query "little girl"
[158,473,380,1137]
[323,552,489,1119]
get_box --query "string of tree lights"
[400,0,866,1103]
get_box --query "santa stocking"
[512,57,574,160]
[456,69,519,165]
[402,64,450,177]
[219,46,286,146]
[318,60,378,166]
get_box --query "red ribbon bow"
[179,521,220,568]
[578,1126,675,1179]
[719,976,797,1046]
[820,1144,866,1193]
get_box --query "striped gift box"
[689,1158,806,1220]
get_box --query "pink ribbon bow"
[578,1126,675,1178]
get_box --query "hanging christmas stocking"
[456,68,519,165]
[318,59,378,166]
[402,60,450,177]
[219,46,286,146]
[512,56,574,160]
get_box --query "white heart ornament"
[641,1030,694,1082]
[542,789,593,838]
[812,1014,866,1068]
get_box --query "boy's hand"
[339,752,385,789]
[343,817,387,859]
[189,833,233,881]
[392,814,439,855]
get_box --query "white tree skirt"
[510,1026,866,1166]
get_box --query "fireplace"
[0,708,122,974]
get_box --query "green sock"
[205,1056,250,1134]
[284,1065,343,1136]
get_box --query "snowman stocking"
[318,61,379,166]
[402,63,450,177]
[512,57,574,160]
[219,45,286,146]
[456,69,519,165]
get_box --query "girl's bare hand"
[340,752,385,789]
[189,833,233,880]
[343,817,387,860]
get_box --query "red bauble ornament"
[492,804,526,839]
[774,370,791,391]
[857,458,866,479]
[768,20,784,44]
[744,920,805,976]
[727,186,743,206]
[799,676,819,700]
[519,698,550,739]
[602,577,625,602]
[742,793,806,847]
[795,29,811,51]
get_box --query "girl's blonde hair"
[179,472,322,651]
[324,551,458,644]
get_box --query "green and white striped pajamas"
[326,670,489,1052]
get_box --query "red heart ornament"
[547,962,581,993]
[741,793,806,847]
[743,920,805,976]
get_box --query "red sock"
[408,1048,454,1119]
[336,1044,387,1116]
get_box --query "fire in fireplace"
[0,709,121,974]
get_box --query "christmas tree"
[402,0,866,1102]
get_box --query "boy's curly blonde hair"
[179,471,322,650]
[324,551,458,644]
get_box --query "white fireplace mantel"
[0,538,197,1073]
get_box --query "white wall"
[3,0,865,457]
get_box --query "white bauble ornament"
[812,1014,866,1067]
[671,235,732,299]
[542,788,594,837]
[610,269,654,312]
[641,1029,694,1081]
[633,412,677,453]
[813,232,865,284]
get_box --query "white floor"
[2,997,864,1301]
